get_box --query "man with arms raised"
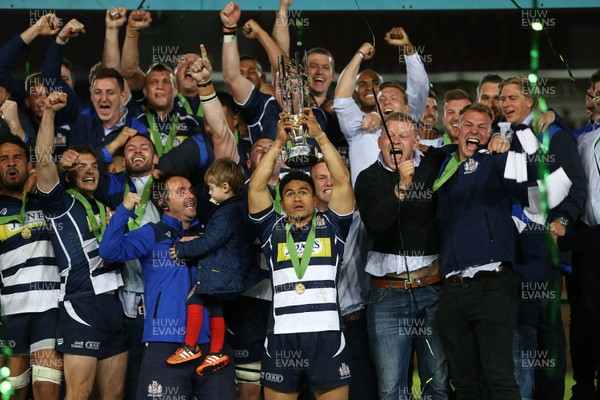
[0,134,62,400]
[36,91,128,400]
[248,109,354,400]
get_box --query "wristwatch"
[557,217,569,227]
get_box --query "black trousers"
[436,268,520,400]
[567,248,600,400]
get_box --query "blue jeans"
[368,283,449,400]
[512,325,537,400]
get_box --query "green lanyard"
[123,176,154,231]
[145,111,179,157]
[67,189,106,242]
[177,93,204,118]
[233,129,239,144]
[0,192,27,225]
[432,153,466,192]
[268,183,282,215]
[285,214,316,280]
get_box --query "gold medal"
[295,283,305,295]
[21,227,31,239]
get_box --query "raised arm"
[221,2,254,104]
[41,18,85,123]
[301,108,353,215]
[385,27,429,120]
[20,13,60,44]
[335,42,374,99]
[102,7,127,71]
[1,100,26,141]
[36,92,67,193]
[120,10,152,91]
[103,8,127,70]
[103,7,134,104]
[1,15,59,105]
[243,19,286,76]
[272,0,292,56]
[189,44,239,162]
[248,114,290,214]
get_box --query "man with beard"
[419,90,442,147]
[477,74,503,127]
[354,112,448,400]
[0,134,62,400]
[441,89,472,145]
[248,109,354,400]
[92,131,160,399]
[99,173,237,399]
[36,91,128,399]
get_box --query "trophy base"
[285,144,319,168]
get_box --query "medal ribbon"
[177,93,204,118]
[0,192,27,225]
[268,183,282,215]
[67,189,106,242]
[285,214,316,280]
[124,176,154,231]
[145,111,179,156]
[432,153,466,192]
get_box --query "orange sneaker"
[166,343,202,365]
[196,353,230,376]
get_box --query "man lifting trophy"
[278,54,319,168]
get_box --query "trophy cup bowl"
[278,55,318,169]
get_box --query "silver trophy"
[278,54,318,168]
